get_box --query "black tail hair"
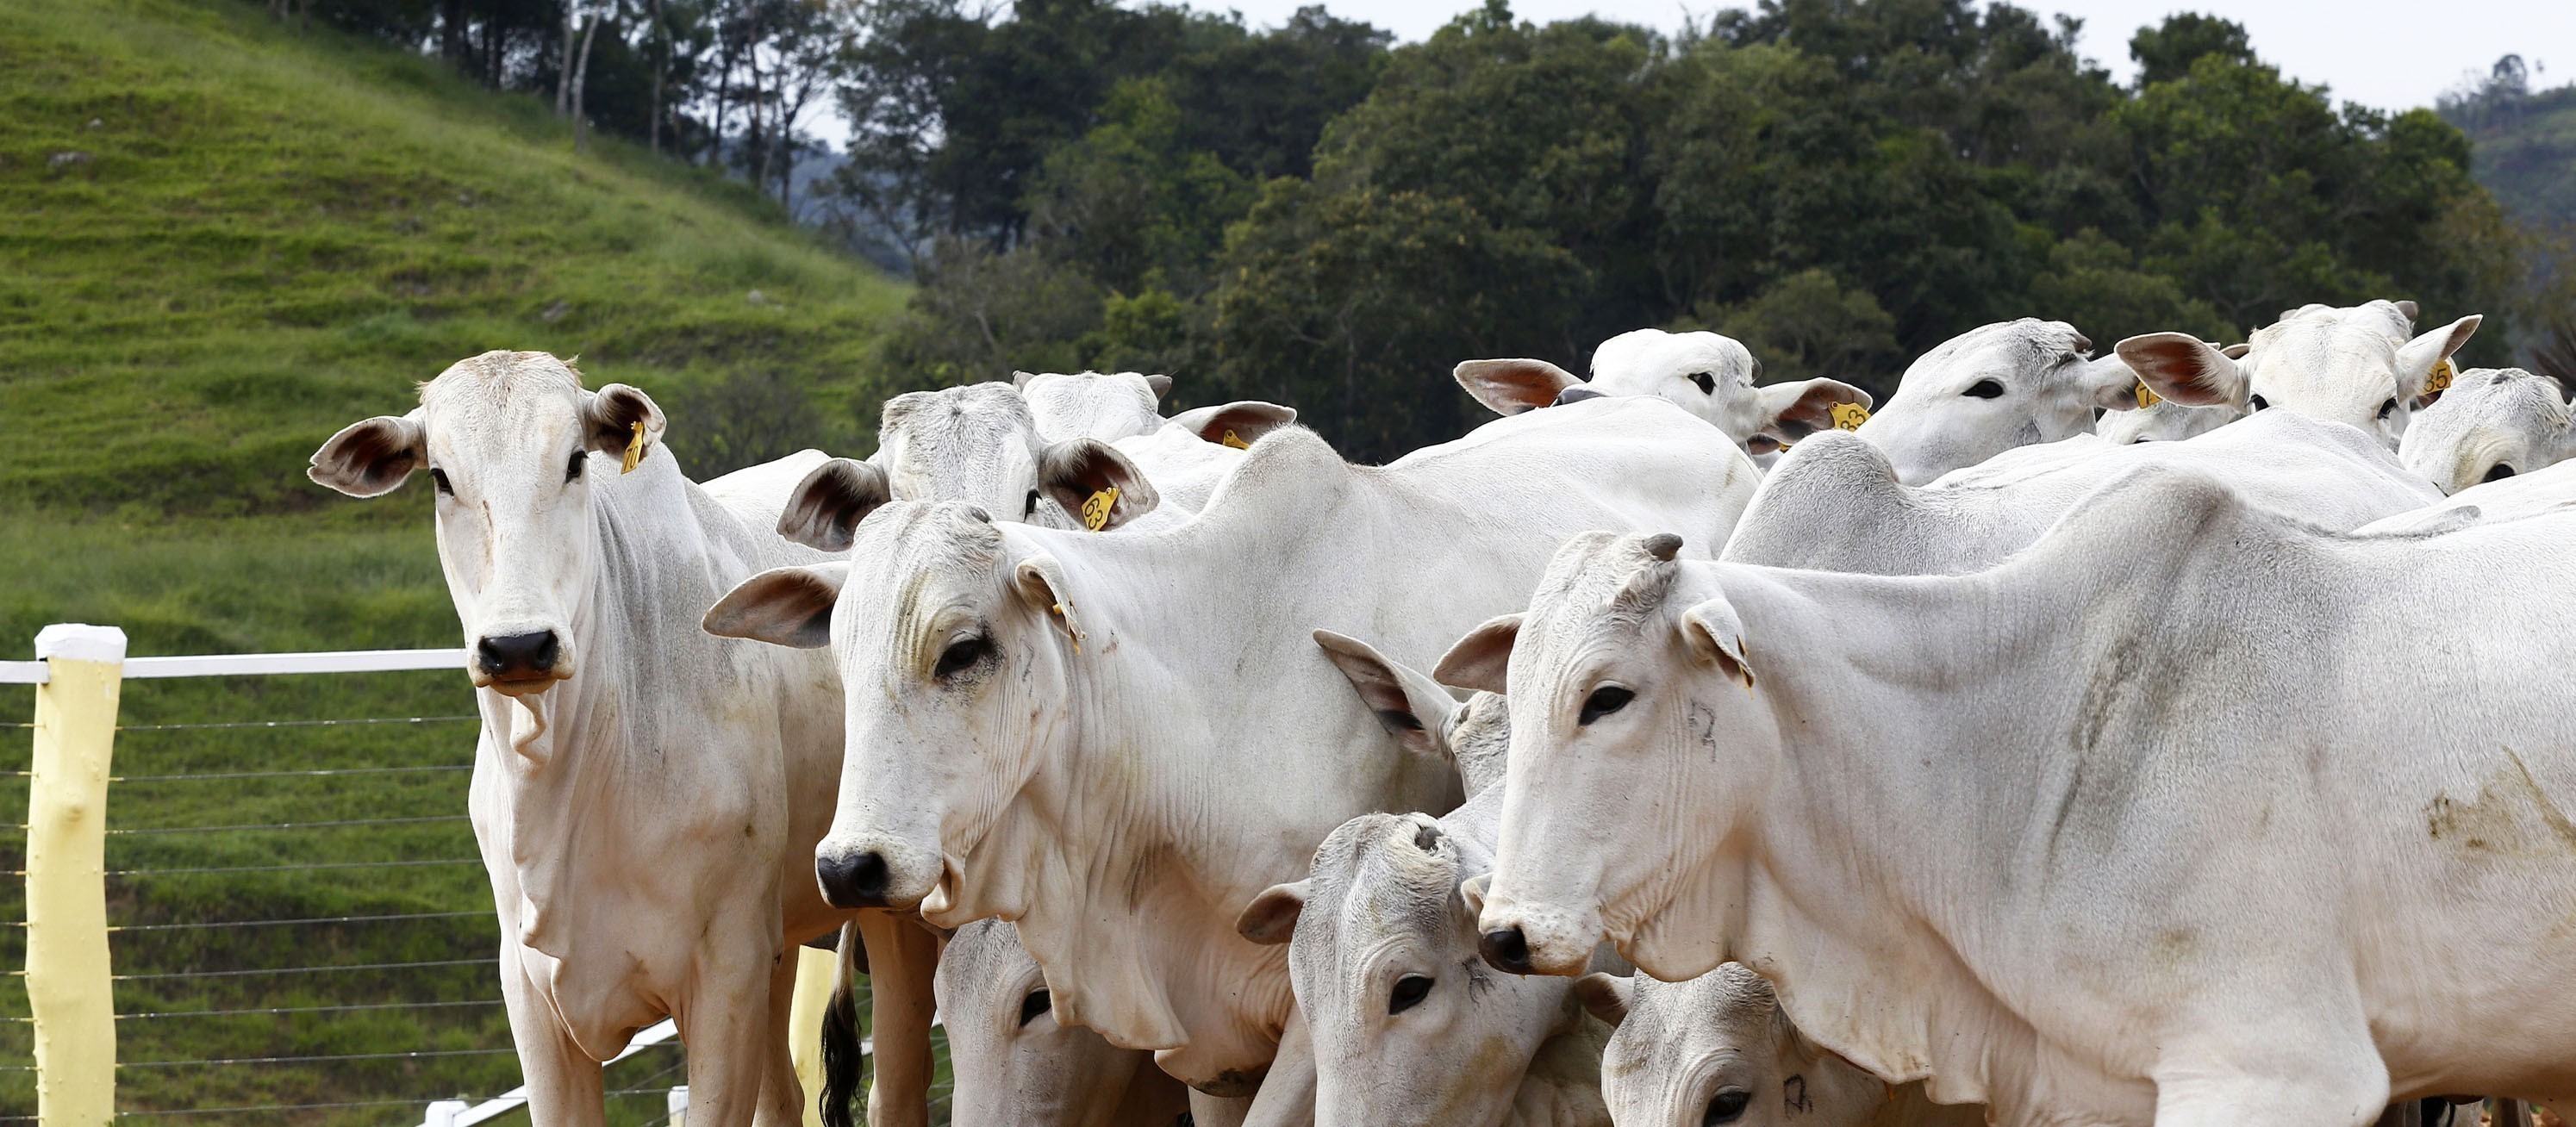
[820,921,864,1127]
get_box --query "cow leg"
[858,911,942,1127]
[1188,1092,1256,1127]
[498,943,608,1127]
[677,946,788,1127]
[751,945,809,1127]
[1239,1008,1315,1127]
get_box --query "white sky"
[1186,0,2571,112]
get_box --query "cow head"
[938,918,1165,1127]
[703,501,1082,914]
[1438,531,1779,981]
[1853,319,2140,483]
[853,383,1159,539]
[1582,964,1889,1127]
[309,351,664,697]
[1014,370,1172,444]
[2118,301,2480,447]
[1235,638,1562,1126]
[2397,367,2573,494]
[1455,329,1870,456]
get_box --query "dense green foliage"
[2442,55,2576,229]
[0,0,906,1118]
[868,0,2519,460]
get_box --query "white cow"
[1450,473,2576,1127]
[2356,458,2576,536]
[1723,411,2442,576]
[1575,964,1983,1127]
[307,352,940,1127]
[1848,320,2143,483]
[2117,300,2479,448]
[1015,370,1174,444]
[937,918,1194,1127]
[2093,344,2249,445]
[2398,368,2576,494]
[1454,328,1871,454]
[702,396,1759,1124]
[1236,634,1612,1127]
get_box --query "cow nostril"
[817,850,893,909]
[477,631,560,676]
[1480,927,1533,974]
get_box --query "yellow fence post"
[787,943,838,1127]
[26,624,126,1127]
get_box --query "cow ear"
[1014,553,1088,650]
[1574,973,1631,1028]
[584,383,667,462]
[1458,872,1492,918]
[1753,379,1870,440]
[1745,433,1785,457]
[1012,370,1039,390]
[1678,597,1755,688]
[1455,358,1580,416]
[1235,881,1309,946]
[1168,401,1298,447]
[778,458,892,552]
[1038,439,1160,531]
[1144,374,1173,401]
[2076,353,2152,412]
[310,411,427,497]
[2115,333,2246,409]
[2222,342,2251,360]
[1434,613,1523,695]
[1314,630,1462,763]
[2393,299,2421,323]
[2395,314,2482,402]
[702,564,847,649]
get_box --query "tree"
[2126,12,2252,88]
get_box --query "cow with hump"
[306,351,940,1127]
[1449,468,2576,1127]
[703,395,1759,1125]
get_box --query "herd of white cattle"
[305,297,2576,1127]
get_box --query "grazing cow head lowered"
[1438,530,1773,981]
[937,918,1190,1127]
[309,351,664,700]
[2397,367,2576,494]
[1852,319,2142,483]
[703,501,1070,912]
[1455,329,1870,456]
[2118,299,2480,447]
[1235,634,1581,1127]
[1014,370,1173,443]
[1579,964,1907,1127]
[776,383,1161,551]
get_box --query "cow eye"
[1018,988,1051,1027]
[2378,398,2398,420]
[1579,685,1634,725]
[1962,379,2005,399]
[566,451,586,482]
[1388,974,1433,1015]
[1704,1089,1752,1125]
[430,468,454,496]
[1023,489,1040,519]
[2249,395,2270,412]
[935,636,990,679]
[1689,371,1717,395]
[2485,464,2517,483]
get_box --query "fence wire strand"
[106,957,490,982]
[108,813,471,836]
[114,715,478,732]
[103,908,496,933]
[110,763,472,782]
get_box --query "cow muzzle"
[815,833,941,912]
[1474,904,1599,978]
[473,628,571,694]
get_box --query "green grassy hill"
[0,0,907,1119]
[2443,85,2576,230]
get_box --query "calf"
[2398,367,2576,494]
[938,918,1193,1127]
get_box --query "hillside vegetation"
[0,0,902,1119]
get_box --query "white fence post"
[424,1099,470,1127]
[25,623,128,1127]
[667,1084,690,1127]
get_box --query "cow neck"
[956,439,1446,1083]
[491,451,739,953]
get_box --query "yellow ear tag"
[2424,358,2454,396]
[2134,381,2163,409]
[1829,402,1870,431]
[1080,486,1119,532]
[620,420,646,474]
[1219,429,1251,450]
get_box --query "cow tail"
[820,919,864,1127]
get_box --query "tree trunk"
[647,0,665,154]
[571,15,602,153]
[440,0,465,64]
[556,5,579,117]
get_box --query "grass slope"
[2446,86,2576,228]
[0,0,908,1119]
